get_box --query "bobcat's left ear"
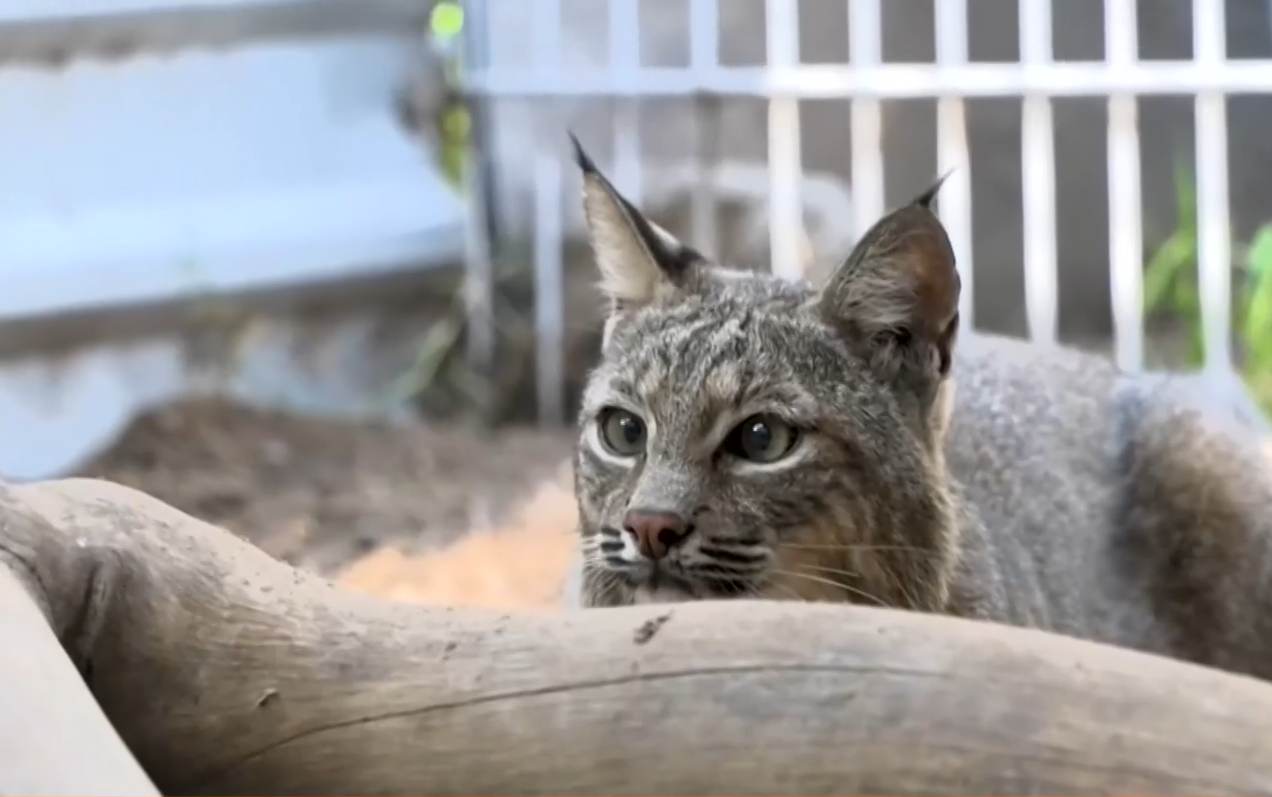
[816,177,961,378]
[570,133,707,312]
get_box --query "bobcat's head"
[569,135,962,610]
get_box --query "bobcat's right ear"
[570,133,706,312]
[816,179,961,379]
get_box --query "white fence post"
[1194,0,1234,376]
[611,0,644,205]
[688,0,721,258]
[764,0,804,281]
[849,0,885,244]
[1106,0,1145,372]
[1020,0,1059,347]
[935,0,975,331]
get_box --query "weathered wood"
[2,476,1272,796]
[0,556,158,796]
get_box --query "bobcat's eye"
[725,413,799,464]
[598,407,647,457]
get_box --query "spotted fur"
[567,133,1272,683]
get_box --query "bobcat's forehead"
[584,272,832,433]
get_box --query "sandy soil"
[76,396,576,576]
[337,466,578,609]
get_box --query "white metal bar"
[1020,0,1057,346]
[935,0,974,330]
[532,0,561,74]
[689,0,721,256]
[1194,0,1232,373]
[463,60,1272,99]
[690,103,721,258]
[533,152,565,425]
[1106,0,1143,371]
[765,0,804,280]
[610,0,643,203]
[849,0,885,239]
[689,0,720,69]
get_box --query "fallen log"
[2,477,1272,796]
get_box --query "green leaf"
[1142,229,1196,316]
[1246,224,1272,281]
[1174,278,1199,315]
[1247,372,1272,416]
[1243,264,1272,369]
[1187,322,1206,367]
[430,2,464,39]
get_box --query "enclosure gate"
[460,0,1267,426]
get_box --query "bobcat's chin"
[626,566,730,604]
[634,562,760,601]
[580,556,765,606]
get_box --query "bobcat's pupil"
[619,418,642,445]
[744,421,772,453]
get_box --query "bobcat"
[566,133,1272,682]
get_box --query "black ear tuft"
[911,170,953,210]
[567,131,599,175]
[569,129,708,309]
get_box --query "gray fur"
[568,136,1272,681]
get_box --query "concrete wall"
[0,0,467,480]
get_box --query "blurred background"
[0,0,1269,583]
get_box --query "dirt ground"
[75,396,575,577]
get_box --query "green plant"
[1142,158,1202,363]
[386,240,543,422]
[385,2,491,420]
[1142,160,1272,413]
[429,1,470,192]
[1243,224,1272,408]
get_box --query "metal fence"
[459,0,1266,426]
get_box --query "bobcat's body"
[563,133,1272,682]
[941,334,1272,678]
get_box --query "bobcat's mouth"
[627,563,756,599]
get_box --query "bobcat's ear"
[816,178,961,378]
[570,133,706,311]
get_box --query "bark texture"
[2,477,1272,796]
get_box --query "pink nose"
[623,509,693,560]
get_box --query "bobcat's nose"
[623,509,694,560]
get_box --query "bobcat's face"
[567,134,963,610]
[575,272,937,605]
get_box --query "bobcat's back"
[949,333,1272,671]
